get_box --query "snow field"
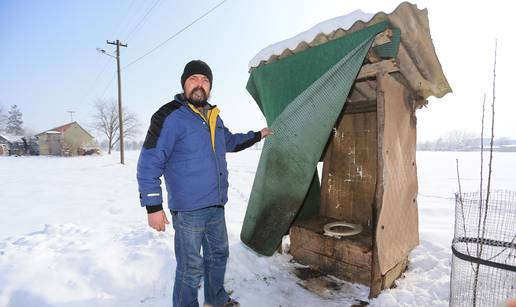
[0,150,514,306]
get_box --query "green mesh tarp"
[241,21,396,256]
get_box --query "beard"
[186,87,209,107]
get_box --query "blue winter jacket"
[137,94,260,212]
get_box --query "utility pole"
[107,40,127,165]
[67,110,75,122]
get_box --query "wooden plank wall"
[291,73,416,297]
[375,73,419,275]
[320,111,377,228]
[290,216,372,286]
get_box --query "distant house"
[36,122,99,156]
[0,134,38,156]
[0,134,9,156]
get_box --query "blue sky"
[1,0,514,142]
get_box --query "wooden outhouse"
[290,70,421,296]
[241,2,451,298]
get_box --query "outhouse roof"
[249,1,451,100]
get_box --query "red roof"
[47,122,75,133]
[36,121,94,138]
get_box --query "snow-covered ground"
[0,150,514,307]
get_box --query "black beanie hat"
[181,60,213,89]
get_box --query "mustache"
[186,86,209,107]
[190,87,207,98]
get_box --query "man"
[137,60,272,307]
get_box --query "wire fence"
[450,189,516,307]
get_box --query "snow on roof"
[44,131,62,134]
[248,9,373,69]
[0,134,25,142]
[36,122,75,136]
[247,2,452,100]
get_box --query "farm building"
[0,134,10,156]
[0,134,39,156]
[241,2,451,298]
[36,121,99,156]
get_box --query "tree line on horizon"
[0,100,142,155]
[417,130,515,151]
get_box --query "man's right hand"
[148,210,170,232]
[260,127,273,139]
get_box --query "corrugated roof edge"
[249,1,452,100]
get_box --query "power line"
[90,58,112,88]
[88,0,161,105]
[123,0,162,42]
[71,0,144,110]
[98,74,117,101]
[123,0,228,70]
[110,0,140,40]
[74,58,111,106]
[82,0,229,110]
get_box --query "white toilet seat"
[323,221,363,238]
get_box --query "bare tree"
[472,39,497,307]
[444,130,476,145]
[23,127,37,139]
[452,41,500,307]
[91,98,140,154]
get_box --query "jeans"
[171,206,230,307]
